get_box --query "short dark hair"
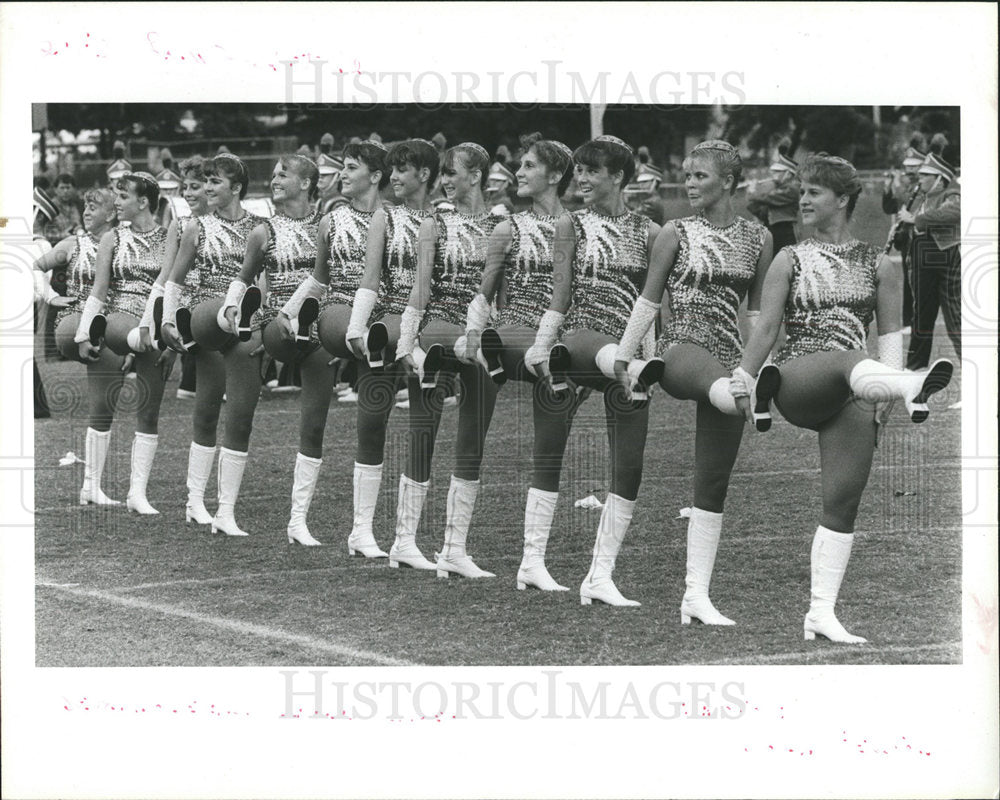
[573,137,635,188]
[55,173,76,187]
[205,153,250,199]
[521,133,574,196]
[343,141,390,189]
[117,173,160,209]
[388,139,440,187]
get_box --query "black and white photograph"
[1,3,997,799]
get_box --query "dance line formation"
[33,130,959,644]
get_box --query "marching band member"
[732,153,953,643]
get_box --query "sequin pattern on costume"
[381,203,431,317]
[425,211,502,326]
[258,211,323,324]
[106,225,169,318]
[659,215,767,370]
[775,238,882,365]
[564,209,650,340]
[325,204,375,309]
[176,216,200,303]
[499,211,558,327]
[56,232,101,327]
[188,211,264,305]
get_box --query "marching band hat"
[487,161,516,186]
[918,153,956,184]
[635,163,663,184]
[317,153,344,175]
[902,146,927,168]
[769,153,798,173]
[106,158,132,181]
[156,167,182,190]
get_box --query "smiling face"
[390,163,425,200]
[204,171,235,209]
[339,156,375,199]
[515,147,556,198]
[82,192,115,234]
[574,161,622,208]
[685,155,729,212]
[440,157,479,203]
[270,160,307,203]
[798,180,847,226]
[182,175,209,215]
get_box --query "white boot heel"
[126,495,159,515]
[211,516,248,537]
[186,504,213,524]
[681,612,692,625]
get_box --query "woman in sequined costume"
[40,188,118,503]
[72,173,168,510]
[161,154,265,535]
[732,154,953,643]
[218,155,322,544]
[394,142,505,579]
[457,135,576,590]
[338,139,439,568]
[532,136,662,606]
[613,140,773,625]
[274,141,388,554]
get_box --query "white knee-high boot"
[804,526,867,644]
[580,493,640,607]
[212,447,249,537]
[849,358,953,422]
[287,453,322,546]
[517,487,568,591]
[80,427,120,506]
[436,475,494,578]
[680,508,735,625]
[126,432,159,515]
[186,442,216,524]
[389,474,435,569]
[348,462,388,557]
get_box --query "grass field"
[34,318,963,667]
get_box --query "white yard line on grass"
[37,583,421,667]
[709,641,961,665]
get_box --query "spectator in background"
[52,173,84,239]
[897,153,961,383]
[485,161,516,216]
[624,162,667,226]
[747,151,799,253]
[882,137,927,328]
[319,132,335,156]
[316,152,346,214]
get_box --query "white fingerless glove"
[162,281,183,328]
[140,281,166,331]
[74,295,105,343]
[219,279,247,332]
[465,292,492,334]
[396,305,424,359]
[615,296,660,362]
[281,275,327,319]
[524,309,565,368]
[346,287,378,342]
[729,366,754,399]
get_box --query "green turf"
[35,324,962,667]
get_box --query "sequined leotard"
[425,210,503,327]
[55,231,101,327]
[658,215,768,370]
[498,210,560,328]
[564,209,650,340]
[324,204,377,310]
[380,203,432,318]
[257,210,323,327]
[187,211,265,305]
[106,225,169,318]
[774,238,882,365]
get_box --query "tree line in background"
[39,103,960,174]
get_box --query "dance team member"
[161,153,265,534]
[72,173,169,512]
[731,154,953,643]
[394,142,504,579]
[536,135,663,606]
[613,140,773,624]
[459,134,575,590]
[342,139,440,568]
[219,155,322,544]
[276,141,388,553]
[43,188,118,504]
